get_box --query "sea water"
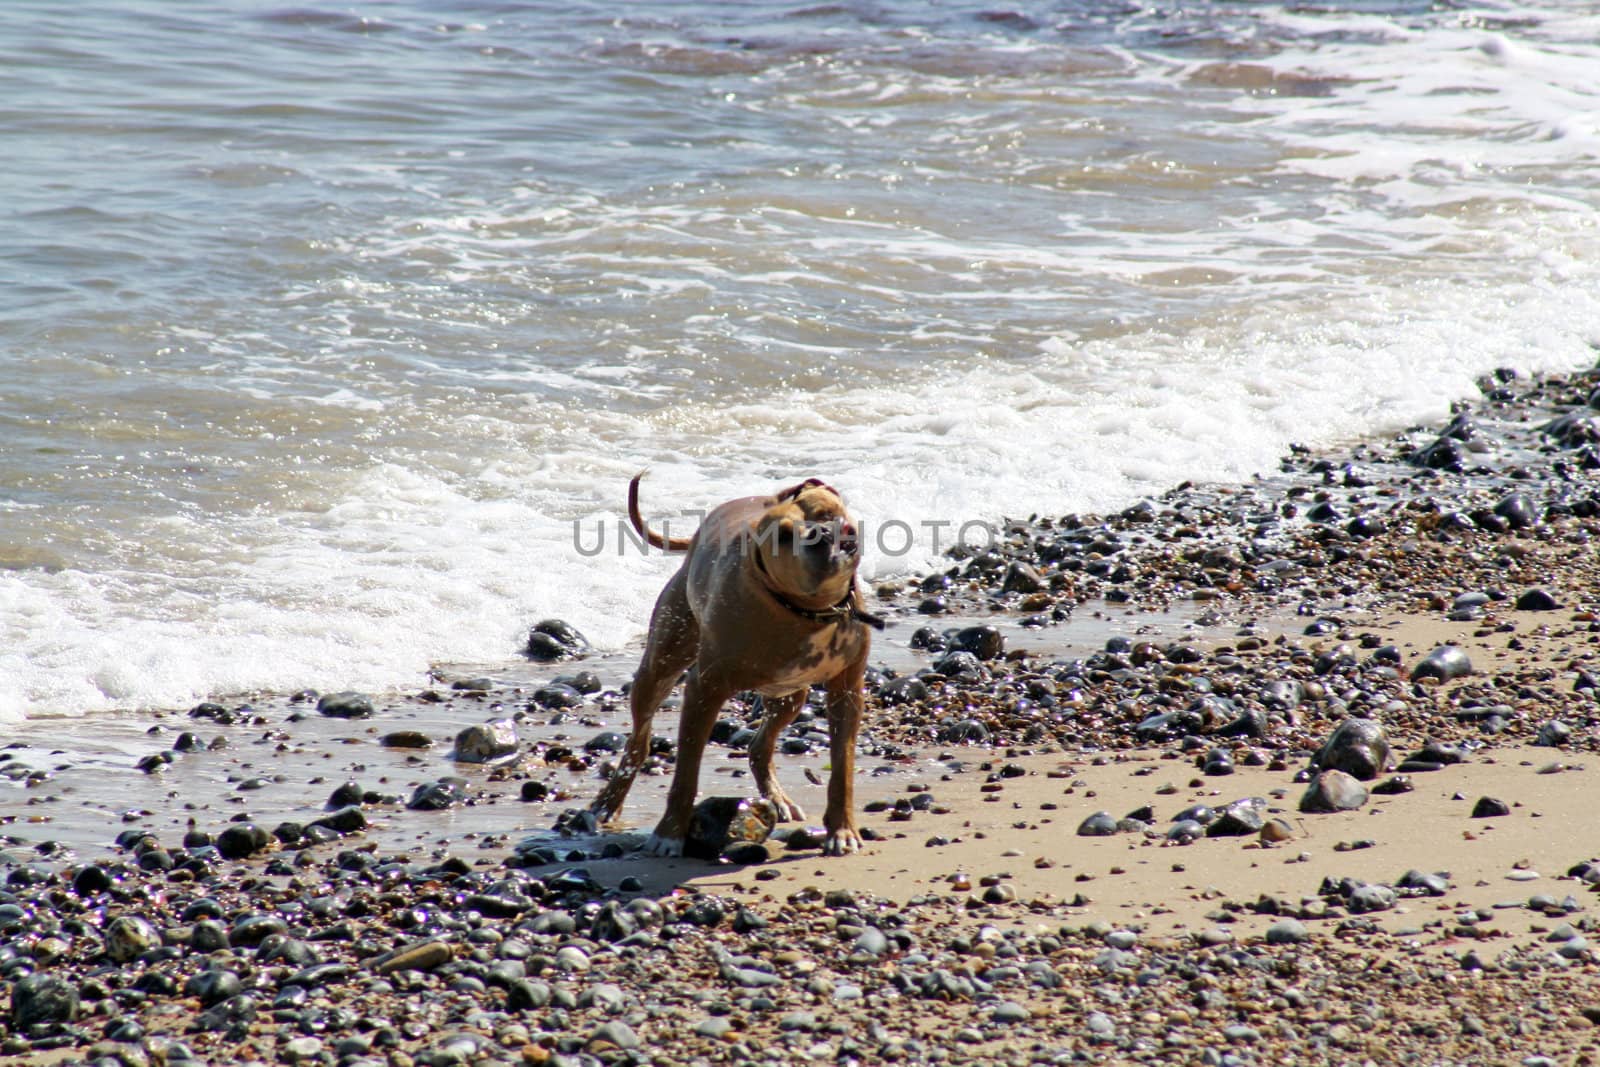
[4,0,1599,719]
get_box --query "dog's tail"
[628,472,692,552]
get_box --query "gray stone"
[10,972,79,1027]
[1077,811,1120,837]
[590,1021,640,1050]
[453,719,519,763]
[105,915,160,962]
[1300,769,1369,813]
[316,691,375,719]
[1412,645,1472,683]
[1312,718,1392,781]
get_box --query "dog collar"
[753,554,886,631]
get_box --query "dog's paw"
[767,789,806,823]
[823,828,863,856]
[643,833,685,857]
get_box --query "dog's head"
[751,479,860,605]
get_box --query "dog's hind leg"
[821,657,867,855]
[646,667,733,857]
[747,690,808,822]
[590,575,697,826]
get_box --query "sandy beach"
[5,364,1600,1065]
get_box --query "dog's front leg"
[821,660,867,855]
[647,669,732,857]
[748,690,808,822]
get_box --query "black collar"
[753,553,886,631]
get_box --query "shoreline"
[4,362,1600,1064]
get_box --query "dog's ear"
[777,477,834,502]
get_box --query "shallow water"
[5,0,1600,719]
[0,595,1232,859]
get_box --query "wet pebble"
[524,618,589,661]
[316,691,375,719]
[453,719,519,762]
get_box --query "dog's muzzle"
[802,519,858,562]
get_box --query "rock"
[1260,819,1295,844]
[10,972,79,1027]
[950,625,1004,661]
[1077,811,1119,837]
[229,914,288,946]
[936,717,989,743]
[1412,645,1472,683]
[73,864,113,895]
[407,778,468,811]
[453,719,519,763]
[185,969,243,1007]
[1202,748,1234,776]
[1312,718,1392,781]
[1300,770,1369,814]
[685,797,777,860]
[1495,492,1539,529]
[583,731,626,754]
[931,650,986,680]
[1471,796,1512,818]
[722,841,771,865]
[1266,920,1310,945]
[316,691,375,719]
[105,915,161,962]
[1411,435,1465,471]
[1535,720,1572,747]
[1001,562,1045,594]
[507,979,552,1011]
[1206,797,1268,837]
[310,806,367,836]
[524,619,589,661]
[878,676,930,706]
[281,1037,324,1063]
[373,939,453,974]
[589,1021,640,1051]
[216,823,270,859]
[552,670,603,694]
[380,730,432,748]
[1516,588,1561,611]
[1397,869,1450,896]
[533,683,585,709]
[1346,883,1397,914]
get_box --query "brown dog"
[589,473,882,856]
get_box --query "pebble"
[1300,769,1369,813]
[316,691,375,719]
[1412,645,1473,683]
[1472,796,1513,818]
[453,719,520,762]
[1077,811,1120,837]
[1311,718,1392,781]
